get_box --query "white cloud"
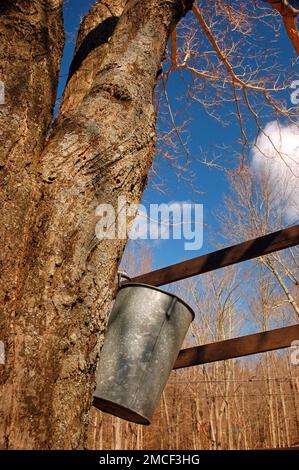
[251,120,299,222]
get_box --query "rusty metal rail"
[125,225,299,287]
[174,324,299,369]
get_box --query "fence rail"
[124,225,299,287]
[174,324,299,369]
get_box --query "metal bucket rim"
[93,396,151,426]
[119,282,195,321]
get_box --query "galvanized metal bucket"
[93,282,194,425]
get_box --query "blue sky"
[57,1,298,274]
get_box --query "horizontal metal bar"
[174,324,299,369]
[125,225,299,287]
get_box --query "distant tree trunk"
[0,0,193,449]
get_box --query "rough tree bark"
[0,0,193,449]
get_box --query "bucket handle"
[117,271,131,287]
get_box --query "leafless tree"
[0,0,297,450]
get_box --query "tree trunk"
[0,0,65,449]
[0,0,193,449]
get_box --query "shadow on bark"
[67,16,119,83]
